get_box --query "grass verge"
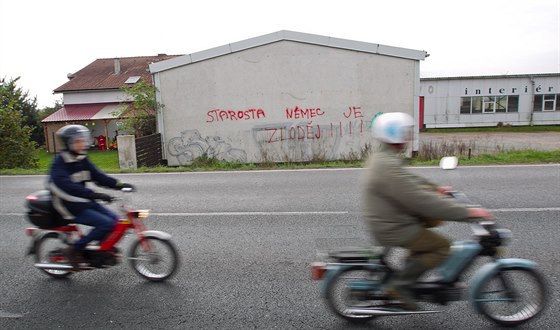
[0,148,558,175]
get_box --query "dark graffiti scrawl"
[167,129,247,165]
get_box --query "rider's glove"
[115,182,136,191]
[91,192,113,202]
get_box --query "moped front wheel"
[325,266,386,323]
[474,267,547,326]
[34,233,72,279]
[128,237,179,282]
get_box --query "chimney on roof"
[114,58,121,75]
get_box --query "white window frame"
[543,94,556,112]
[483,96,496,113]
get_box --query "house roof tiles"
[42,103,123,123]
[54,54,180,93]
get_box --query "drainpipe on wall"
[529,75,535,126]
[152,72,166,160]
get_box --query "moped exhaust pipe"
[348,308,440,316]
[34,263,73,270]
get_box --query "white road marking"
[3,208,560,217]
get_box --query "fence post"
[117,135,137,169]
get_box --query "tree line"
[0,77,62,168]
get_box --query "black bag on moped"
[25,190,67,229]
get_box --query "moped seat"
[329,249,371,263]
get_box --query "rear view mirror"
[439,156,458,170]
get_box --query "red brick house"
[43,54,180,152]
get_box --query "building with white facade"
[420,73,560,128]
[150,30,428,165]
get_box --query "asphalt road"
[0,165,559,329]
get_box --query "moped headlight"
[129,210,150,218]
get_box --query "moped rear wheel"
[128,237,179,282]
[35,233,72,279]
[325,266,386,323]
[474,267,548,326]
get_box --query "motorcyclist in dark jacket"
[47,125,134,268]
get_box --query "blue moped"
[311,191,548,327]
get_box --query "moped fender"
[321,263,384,298]
[28,230,65,255]
[140,230,172,241]
[469,258,538,312]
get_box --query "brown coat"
[362,146,470,246]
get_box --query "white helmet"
[371,112,414,144]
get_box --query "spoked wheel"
[325,266,386,323]
[474,267,548,326]
[128,237,179,282]
[34,234,72,279]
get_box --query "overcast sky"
[1,0,559,108]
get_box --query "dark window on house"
[460,97,471,113]
[533,95,543,111]
[507,96,519,112]
[557,94,560,111]
[461,95,522,114]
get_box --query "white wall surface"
[156,41,419,165]
[62,90,132,105]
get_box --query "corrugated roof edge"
[421,73,560,81]
[149,30,428,74]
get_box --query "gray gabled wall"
[151,32,425,165]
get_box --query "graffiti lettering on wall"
[343,106,363,119]
[285,106,324,119]
[366,111,385,129]
[167,130,247,165]
[206,108,266,122]
[251,121,342,160]
[254,106,367,143]
[258,120,366,143]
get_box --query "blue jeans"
[73,203,118,251]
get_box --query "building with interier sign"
[420,73,560,128]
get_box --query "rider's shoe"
[384,259,429,311]
[63,246,85,271]
[385,285,419,311]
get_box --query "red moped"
[25,188,179,282]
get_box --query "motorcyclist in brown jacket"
[362,112,493,310]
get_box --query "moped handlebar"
[448,191,481,208]
[93,188,136,207]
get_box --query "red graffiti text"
[343,106,363,119]
[206,108,266,123]
[285,106,324,119]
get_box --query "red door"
[419,96,425,129]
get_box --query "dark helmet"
[56,125,92,153]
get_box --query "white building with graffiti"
[420,73,560,128]
[150,30,428,165]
